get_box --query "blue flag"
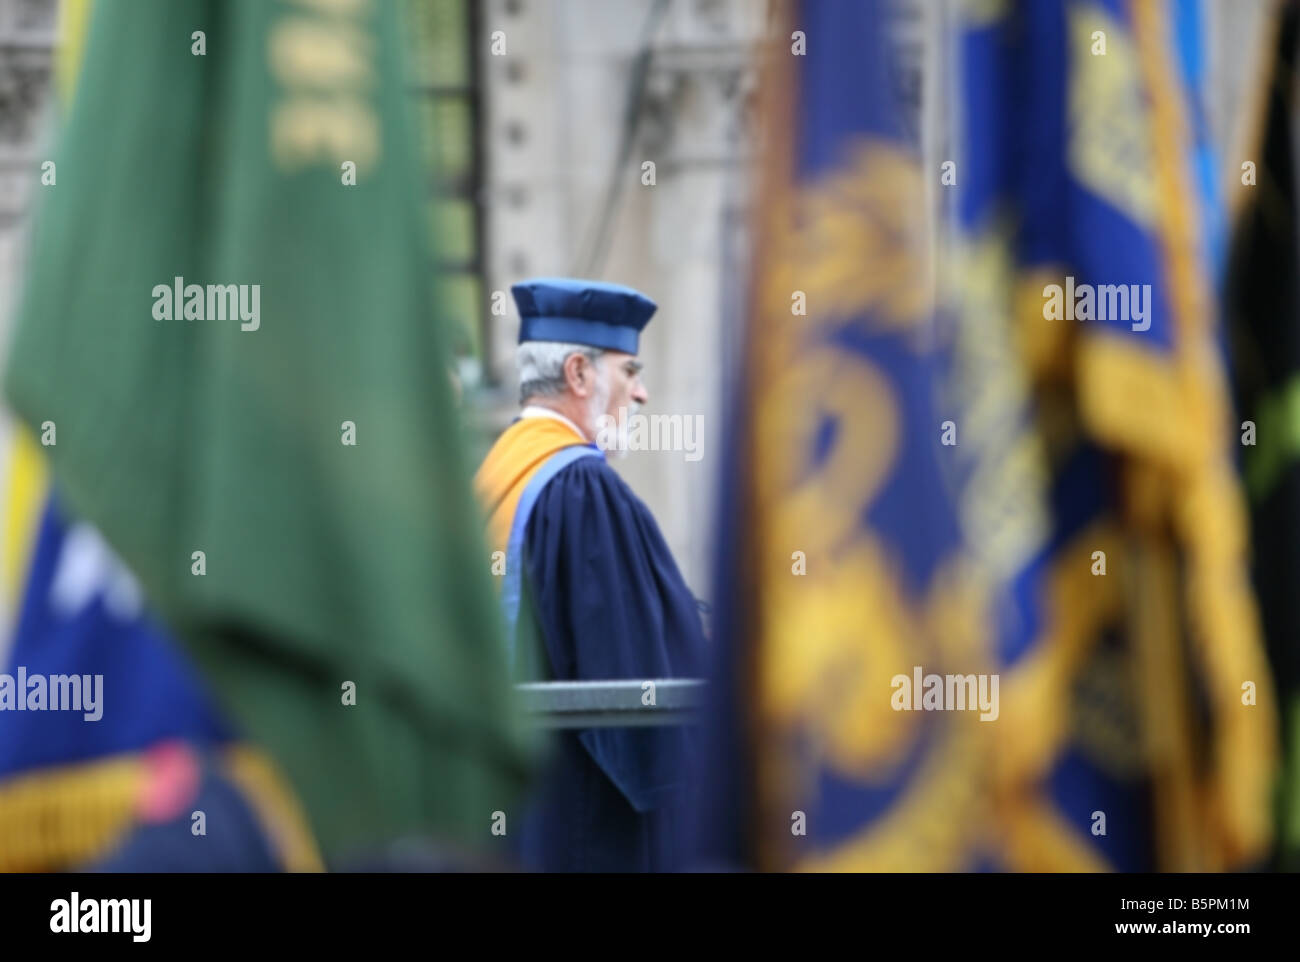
[0,494,319,871]
[698,0,1276,873]
[0,497,231,773]
[954,0,1275,870]
[698,0,999,870]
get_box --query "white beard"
[589,380,640,460]
[610,402,640,459]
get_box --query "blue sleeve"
[523,456,705,812]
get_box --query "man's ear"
[564,351,590,398]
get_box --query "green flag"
[4,0,534,858]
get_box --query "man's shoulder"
[551,451,633,494]
[538,453,665,524]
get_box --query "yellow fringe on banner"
[221,745,324,873]
[1130,0,1278,867]
[0,753,143,872]
[0,746,324,872]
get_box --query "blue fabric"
[83,753,279,872]
[517,316,640,354]
[501,442,603,661]
[512,277,657,353]
[952,0,1216,871]
[514,456,706,871]
[0,496,232,777]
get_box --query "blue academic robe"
[513,455,706,872]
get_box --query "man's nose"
[632,381,649,406]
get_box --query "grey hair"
[516,341,605,406]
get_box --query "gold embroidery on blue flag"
[1068,5,1158,228]
[956,0,1278,870]
[748,135,998,868]
[760,142,931,360]
[947,229,1052,579]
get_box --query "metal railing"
[515,679,706,729]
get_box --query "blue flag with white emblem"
[0,494,234,869]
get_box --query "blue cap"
[513,277,657,354]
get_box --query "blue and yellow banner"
[702,0,1000,870]
[955,0,1275,870]
[700,0,1276,873]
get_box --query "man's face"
[564,348,648,446]
[580,350,648,454]
[597,350,649,419]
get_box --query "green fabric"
[4,0,534,857]
[1283,700,1300,869]
[1245,375,1300,501]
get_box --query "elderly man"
[474,277,705,872]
